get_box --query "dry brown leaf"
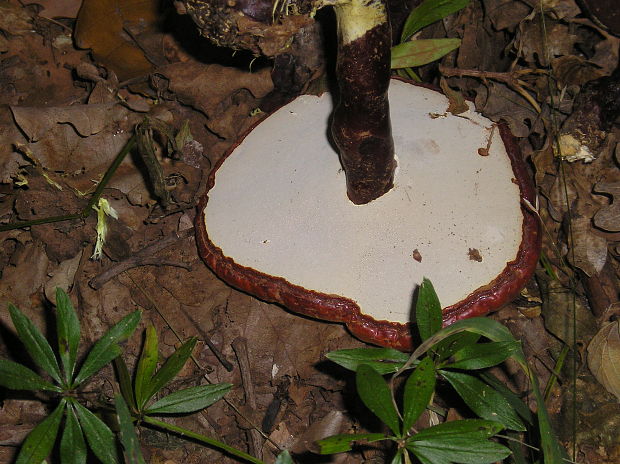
[0,241,49,324]
[0,30,88,107]
[538,272,597,346]
[552,55,605,87]
[455,1,512,72]
[516,17,577,67]
[588,321,620,401]
[483,0,531,31]
[9,103,144,195]
[568,215,608,276]
[0,107,27,184]
[589,33,620,76]
[157,62,274,118]
[474,81,542,137]
[594,182,620,232]
[36,0,82,19]
[44,250,83,304]
[439,78,468,115]
[0,3,32,35]
[521,0,581,20]
[11,104,120,141]
[74,0,160,80]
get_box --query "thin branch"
[89,227,194,289]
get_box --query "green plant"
[0,289,293,464]
[0,288,140,463]
[113,326,267,463]
[319,278,566,464]
[391,0,469,80]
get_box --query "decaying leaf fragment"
[74,0,160,80]
[588,321,620,401]
[593,181,620,232]
[568,215,608,277]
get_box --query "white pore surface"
[204,80,523,323]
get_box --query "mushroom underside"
[197,79,540,349]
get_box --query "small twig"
[89,227,194,289]
[232,337,264,460]
[178,302,235,372]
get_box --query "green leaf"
[73,400,119,464]
[390,448,405,464]
[401,0,470,42]
[433,331,481,361]
[440,370,525,431]
[408,316,563,464]
[55,288,81,386]
[16,400,65,464]
[415,278,443,341]
[443,341,522,370]
[326,348,409,374]
[391,39,462,69]
[135,325,159,410]
[142,337,197,406]
[8,303,62,384]
[0,359,62,392]
[356,364,401,436]
[316,433,387,454]
[145,383,232,415]
[407,419,510,464]
[408,437,510,464]
[114,357,137,412]
[275,450,294,464]
[74,310,140,385]
[402,357,436,433]
[115,394,146,464]
[528,372,567,464]
[411,317,519,365]
[479,372,533,425]
[412,419,503,440]
[60,405,87,464]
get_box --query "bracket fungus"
[189,0,541,349]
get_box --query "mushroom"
[190,0,541,349]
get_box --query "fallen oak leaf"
[10,104,120,141]
[74,0,158,81]
[568,214,608,277]
[587,321,620,401]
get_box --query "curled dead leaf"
[587,321,620,401]
[552,55,605,88]
[10,104,120,141]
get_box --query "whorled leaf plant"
[0,289,294,464]
[0,288,140,464]
[113,325,296,464]
[320,278,567,464]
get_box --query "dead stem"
[439,65,547,114]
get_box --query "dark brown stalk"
[331,0,396,204]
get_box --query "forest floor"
[0,0,619,463]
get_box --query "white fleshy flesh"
[204,80,523,323]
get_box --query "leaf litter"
[0,0,619,462]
